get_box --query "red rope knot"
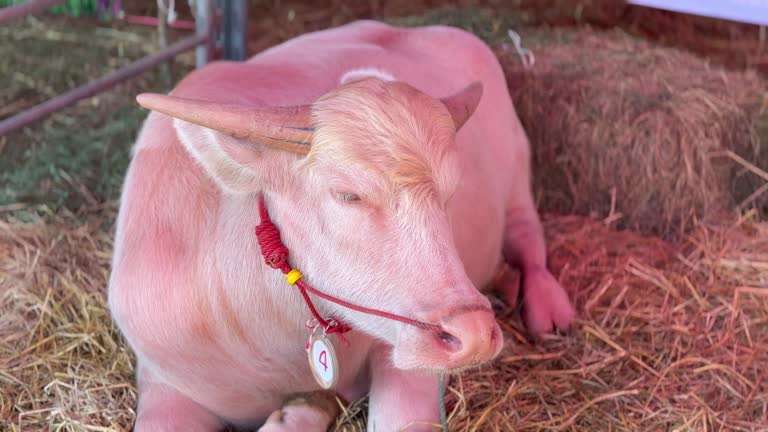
[322,318,353,346]
[305,318,352,348]
[324,319,352,335]
[255,197,291,273]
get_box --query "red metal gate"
[0,0,247,136]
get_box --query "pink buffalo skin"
[108,20,575,432]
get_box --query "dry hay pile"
[2,208,766,431]
[0,210,136,431]
[496,27,768,237]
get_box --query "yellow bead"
[285,269,303,285]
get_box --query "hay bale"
[3,208,766,431]
[497,27,767,237]
[387,2,627,43]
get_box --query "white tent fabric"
[629,0,768,26]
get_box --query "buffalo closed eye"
[336,192,361,202]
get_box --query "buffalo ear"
[439,81,483,131]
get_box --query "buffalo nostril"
[432,308,503,363]
[436,330,462,352]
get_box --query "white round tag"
[307,334,338,389]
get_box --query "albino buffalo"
[108,19,574,432]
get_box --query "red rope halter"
[254,194,441,343]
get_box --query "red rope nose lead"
[254,193,441,343]
[255,195,350,340]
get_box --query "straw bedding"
[2,207,766,431]
[0,209,136,431]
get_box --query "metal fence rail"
[0,33,209,136]
[0,0,248,137]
